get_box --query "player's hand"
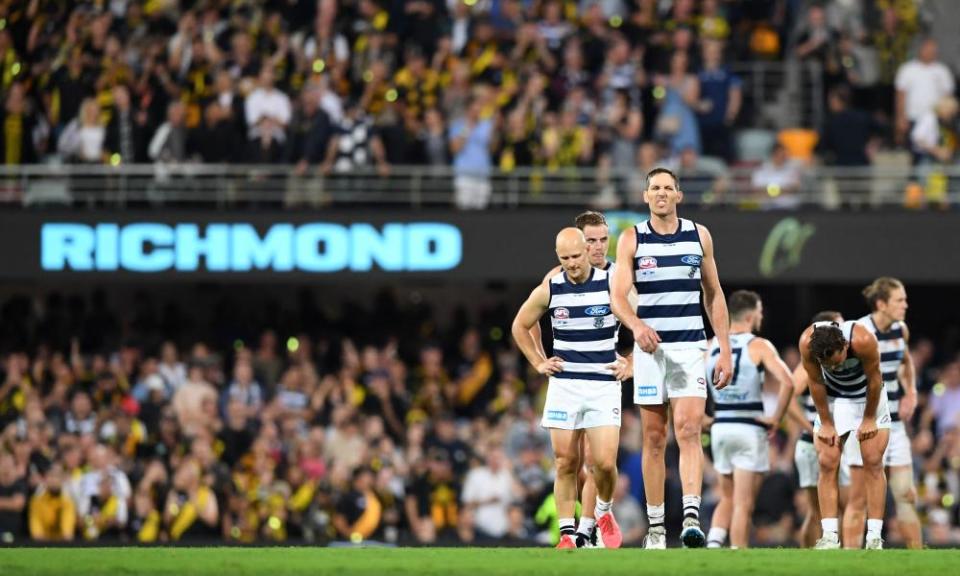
[713,350,732,390]
[536,357,563,376]
[757,416,778,439]
[607,355,632,381]
[817,422,838,447]
[899,390,917,423]
[857,417,878,442]
[632,321,660,353]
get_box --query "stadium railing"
[1,162,957,209]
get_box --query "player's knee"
[643,426,667,453]
[890,469,917,504]
[818,454,839,473]
[554,454,579,476]
[592,453,617,476]
[674,418,701,444]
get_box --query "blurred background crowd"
[1,287,959,546]
[0,0,957,208]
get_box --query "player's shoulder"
[542,265,563,284]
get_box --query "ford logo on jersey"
[681,255,702,266]
[585,305,610,316]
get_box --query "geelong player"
[790,310,844,548]
[612,167,733,549]
[799,317,891,549]
[704,290,794,549]
[842,278,921,549]
[529,211,635,547]
[512,228,629,549]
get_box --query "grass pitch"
[0,547,957,575]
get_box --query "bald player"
[513,228,629,549]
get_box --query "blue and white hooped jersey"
[798,388,817,441]
[814,320,867,400]
[548,267,618,382]
[858,314,906,422]
[632,219,706,350]
[707,333,765,427]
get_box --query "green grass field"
[1,547,959,575]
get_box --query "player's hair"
[574,211,607,229]
[645,167,680,190]
[862,277,904,311]
[809,324,846,362]
[728,290,761,320]
[811,310,842,323]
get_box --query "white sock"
[707,526,727,545]
[682,494,701,521]
[560,517,576,536]
[647,503,665,529]
[821,518,838,534]
[595,498,612,519]
[577,517,596,536]
[867,518,883,538]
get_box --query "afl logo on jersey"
[553,307,570,320]
[681,255,702,266]
[638,256,658,269]
[585,306,610,317]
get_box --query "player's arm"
[755,338,795,434]
[853,323,882,420]
[612,225,660,352]
[787,364,815,434]
[898,322,918,422]
[511,281,562,376]
[697,224,731,389]
[529,266,562,358]
[801,328,836,446]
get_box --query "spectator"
[148,101,189,164]
[794,3,838,66]
[333,466,381,541]
[697,40,741,163]
[172,364,218,437]
[911,96,959,166]
[449,98,494,210]
[28,463,76,542]
[103,85,147,165]
[751,142,803,209]
[76,445,131,541]
[244,67,292,162]
[923,361,960,438]
[163,458,219,541]
[0,83,43,165]
[222,357,263,420]
[461,446,518,541]
[817,85,876,166]
[612,474,645,546]
[320,102,390,177]
[57,98,105,164]
[0,451,28,543]
[895,38,956,150]
[655,50,701,157]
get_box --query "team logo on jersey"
[638,256,658,269]
[681,255,702,266]
[593,317,606,329]
[585,306,610,316]
[553,307,570,320]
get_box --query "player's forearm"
[512,321,545,368]
[705,294,731,351]
[864,377,882,419]
[529,322,546,358]
[810,383,833,426]
[611,291,640,332]
[772,381,794,426]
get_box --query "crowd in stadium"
[0,0,957,207]
[0,288,958,546]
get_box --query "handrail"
[1,162,957,209]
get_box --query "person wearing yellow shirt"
[29,464,77,542]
